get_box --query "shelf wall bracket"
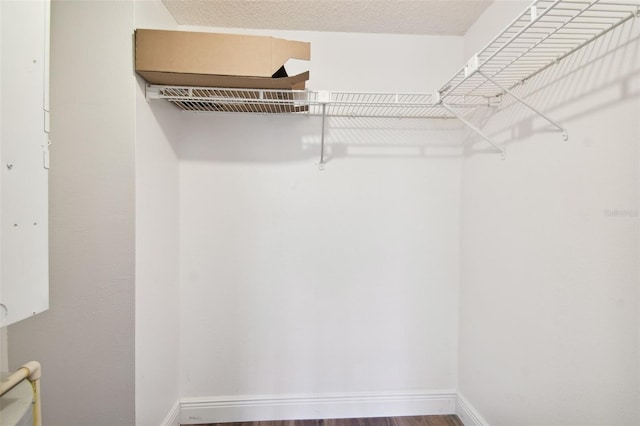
[477,70,568,141]
[145,85,162,101]
[440,102,506,160]
[317,91,331,170]
[319,103,327,170]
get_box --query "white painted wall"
[133,9,466,420]
[134,2,182,425]
[134,72,181,426]
[458,2,640,425]
[8,1,136,425]
[174,28,465,416]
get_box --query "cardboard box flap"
[271,38,310,74]
[135,29,310,78]
[137,70,310,90]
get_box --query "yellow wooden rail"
[0,361,42,426]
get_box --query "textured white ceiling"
[162,0,494,36]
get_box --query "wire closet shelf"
[438,0,639,101]
[147,0,639,118]
[145,87,484,118]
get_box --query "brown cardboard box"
[135,29,310,89]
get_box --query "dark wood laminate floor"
[189,415,464,426]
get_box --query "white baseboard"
[160,400,182,426]
[180,391,457,425]
[455,393,489,426]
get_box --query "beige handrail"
[0,361,42,426]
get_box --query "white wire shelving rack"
[145,0,640,166]
[145,87,481,167]
[145,86,483,118]
[437,0,639,156]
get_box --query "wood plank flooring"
[189,415,464,426]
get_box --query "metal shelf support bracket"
[145,85,162,100]
[317,91,331,170]
[440,102,506,160]
[319,103,327,170]
[477,70,568,141]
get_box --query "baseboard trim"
[455,393,489,426]
[180,391,457,425]
[161,399,182,426]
